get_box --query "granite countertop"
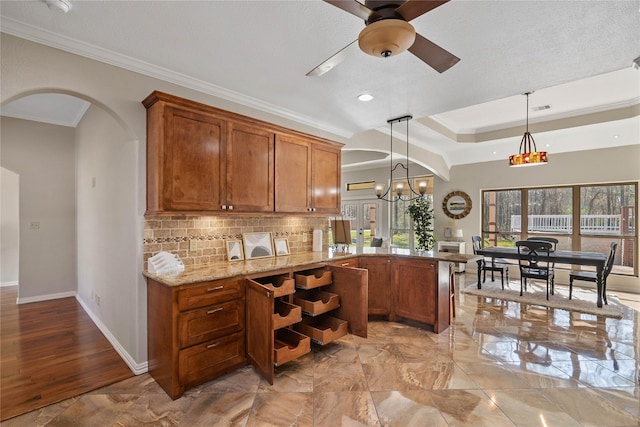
[144,247,481,287]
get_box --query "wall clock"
[442,191,472,219]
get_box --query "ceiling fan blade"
[395,0,449,22]
[324,0,380,22]
[408,33,460,73]
[306,40,359,77]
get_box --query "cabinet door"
[311,144,341,214]
[275,133,311,212]
[245,279,275,384]
[227,122,274,212]
[327,265,368,338]
[164,106,226,211]
[359,257,392,316]
[393,258,437,324]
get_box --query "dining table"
[475,246,609,307]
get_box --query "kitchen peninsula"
[144,248,480,399]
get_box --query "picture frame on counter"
[273,238,290,256]
[226,239,244,261]
[243,232,274,259]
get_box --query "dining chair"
[569,242,617,303]
[526,236,558,251]
[472,235,509,288]
[526,237,559,282]
[516,240,555,300]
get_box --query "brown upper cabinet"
[274,133,341,213]
[143,91,342,215]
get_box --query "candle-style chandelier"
[374,115,428,202]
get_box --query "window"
[528,187,573,234]
[482,189,521,246]
[389,176,434,249]
[482,182,637,276]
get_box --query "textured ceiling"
[1,0,639,173]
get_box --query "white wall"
[0,117,77,300]
[1,167,20,285]
[75,104,141,367]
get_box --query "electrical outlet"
[95,295,100,306]
[302,232,308,242]
[29,221,40,230]
[189,239,197,252]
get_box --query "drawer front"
[178,279,243,311]
[178,331,245,387]
[178,299,245,347]
[331,258,358,268]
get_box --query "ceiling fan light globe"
[358,19,416,58]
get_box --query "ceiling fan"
[307,0,460,76]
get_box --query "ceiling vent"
[532,105,551,112]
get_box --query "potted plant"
[407,196,435,251]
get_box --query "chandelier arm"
[402,116,421,198]
[528,132,538,152]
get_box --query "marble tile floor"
[3,275,639,427]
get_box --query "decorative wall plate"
[442,191,472,219]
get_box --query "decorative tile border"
[143,216,329,267]
[143,230,310,245]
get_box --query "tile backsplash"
[144,216,330,267]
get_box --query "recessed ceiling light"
[613,134,620,139]
[492,151,497,155]
[357,93,374,102]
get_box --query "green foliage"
[407,196,435,250]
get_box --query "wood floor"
[0,286,133,421]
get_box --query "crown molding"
[1,17,352,139]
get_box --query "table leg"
[596,265,604,308]
[476,260,483,289]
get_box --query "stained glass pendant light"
[509,92,549,167]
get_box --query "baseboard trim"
[76,295,148,375]
[0,281,19,287]
[17,290,76,304]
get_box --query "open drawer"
[273,301,302,330]
[294,268,332,290]
[248,275,295,298]
[274,328,310,366]
[293,290,340,316]
[294,316,347,345]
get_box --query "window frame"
[481,182,638,276]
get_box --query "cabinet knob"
[222,205,227,210]
[228,205,233,210]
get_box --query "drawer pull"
[207,286,224,292]
[207,342,221,349]
[207,307,223,315]
[341,262,350,267]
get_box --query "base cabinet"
[393,258,437,325]
[358,256,392,317]
[147,277,245,399]
[246,264,367,384]
[391,258,450,333]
